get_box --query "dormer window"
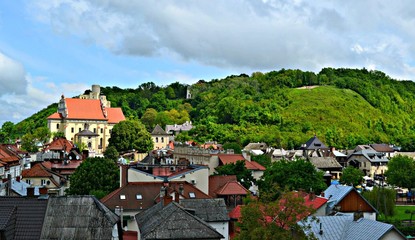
[189,192,195,198]
[120,195,126,200]
[136,194,143,200]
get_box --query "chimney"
[27,187,35,197]
[16,176,20,182]
[179,184,184,195]
[6,174,12,196]
[309,192,315,201]
[321,192,325,198]
[39,187,48,195]
[120,165,129,187]
[174,191,180,203]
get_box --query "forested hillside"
[4,68,415,151]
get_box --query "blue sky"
[1,0,415,126]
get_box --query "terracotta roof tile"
[303,195,328,210]
[106,107,126,123]
[218,154,266,171]
[209,175,237,197]
[22,163,53,178]
[245,161,266,171]
[216,181,249,195]
[44,137,73,152]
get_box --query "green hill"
[4,68,415,151]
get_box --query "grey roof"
[303,136,328,150]
[179,198,230,222]
[165,121,193,134]
[136,202,223,240]
[76,129,99,137]
[40,196,119,240]
[349,149,389,163]
[243,142,268,151]
[151,124,168,135]
[309,157,342,169]
[300,215,406,240]
[0,196,48,240]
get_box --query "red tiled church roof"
[47,98,125,123]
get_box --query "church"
[47,85,125,155]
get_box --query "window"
[101,128,103,133]
[136,194,143,200]
[56,123,60,129]
[161,137,164,143]
[189,192,195,198]
[26,179,31,185]
[156,137,158,143]
[79,128,82,132]
[120,195,126,200]
[71,127,74,133]
[94,128,96,133]
[41,179,46,185]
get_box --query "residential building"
[135,201,223,240]
[217,154,266,180]
[347,148,389,178]
[301,135,330,158]
[165,121,193,139]
[47,85,125,155]
[21,162,67,196]
[209,175,249,207]
[300,215,405,240]
[323,185,378,220]
[180,198,230,240]
[0,144,22,180]
[151,125,170,150]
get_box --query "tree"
[259,159,326,198]
[21,133,38,153]
[108,120,153,153]
[235,191,315,240]
[104,145,119,161]
[385,155,415,190]
[141,108,158,130]
[215,160,254,189]
[1,121,15,143]
[67,157,119,198]
[222,142,242,154]
[33,127,51,148]
[362,187,395,217]
[340,166,364,186]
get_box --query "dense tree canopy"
[340,166,364,186]
[259,159,326,198]
[215,160,254,189]
[385,155,415,190]
[108,120,153,153]
[67,157,119,199]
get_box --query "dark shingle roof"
[151,124,168,135]
[303,136,328,150]
[179,198,230,222]
[0,196,48,240]
[40,196,119,240]
[309,157,342,169]
[136,202,223,240]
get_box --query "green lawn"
[378,206,415,221]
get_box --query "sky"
[1,1,415,126]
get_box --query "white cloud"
[0,52,27,95]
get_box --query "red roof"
[209,175,238,198]
[229,205,242,219]
[218,154,265,171]
[106,108,126,124]
[22,163,53,178]
[47,98,125,123]
[0,144,21,163]
[44,137,73,152]
[216,181,248,195]
[303,194,328,210]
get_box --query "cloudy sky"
[1,1,415,126]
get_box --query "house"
[180,198,230,240]
[209,175,249,207]
[323,185,378,220]
[151,125,170,150]
[101,181,211,231]
[123,163,210,195]
[47,85,125,155]
[308,157,343,179]
[0,144,22,180]
[135,201,223,240]
[21,162,66,196]
[303,192,328,216]
[301,135,330,158]
[0,195,120,240]
[242,142,268,159]
[0,196,48,239]
[40,196,120,239]
[37,137,82,161]
[300,215,406,240]
[347,148,389,178]
[370,143,396,158]
[165,121,193,139]
[217,154,266,180]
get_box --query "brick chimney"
[27,187,35,197]
[120,165,129,187]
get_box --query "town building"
[47,85,125,155]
